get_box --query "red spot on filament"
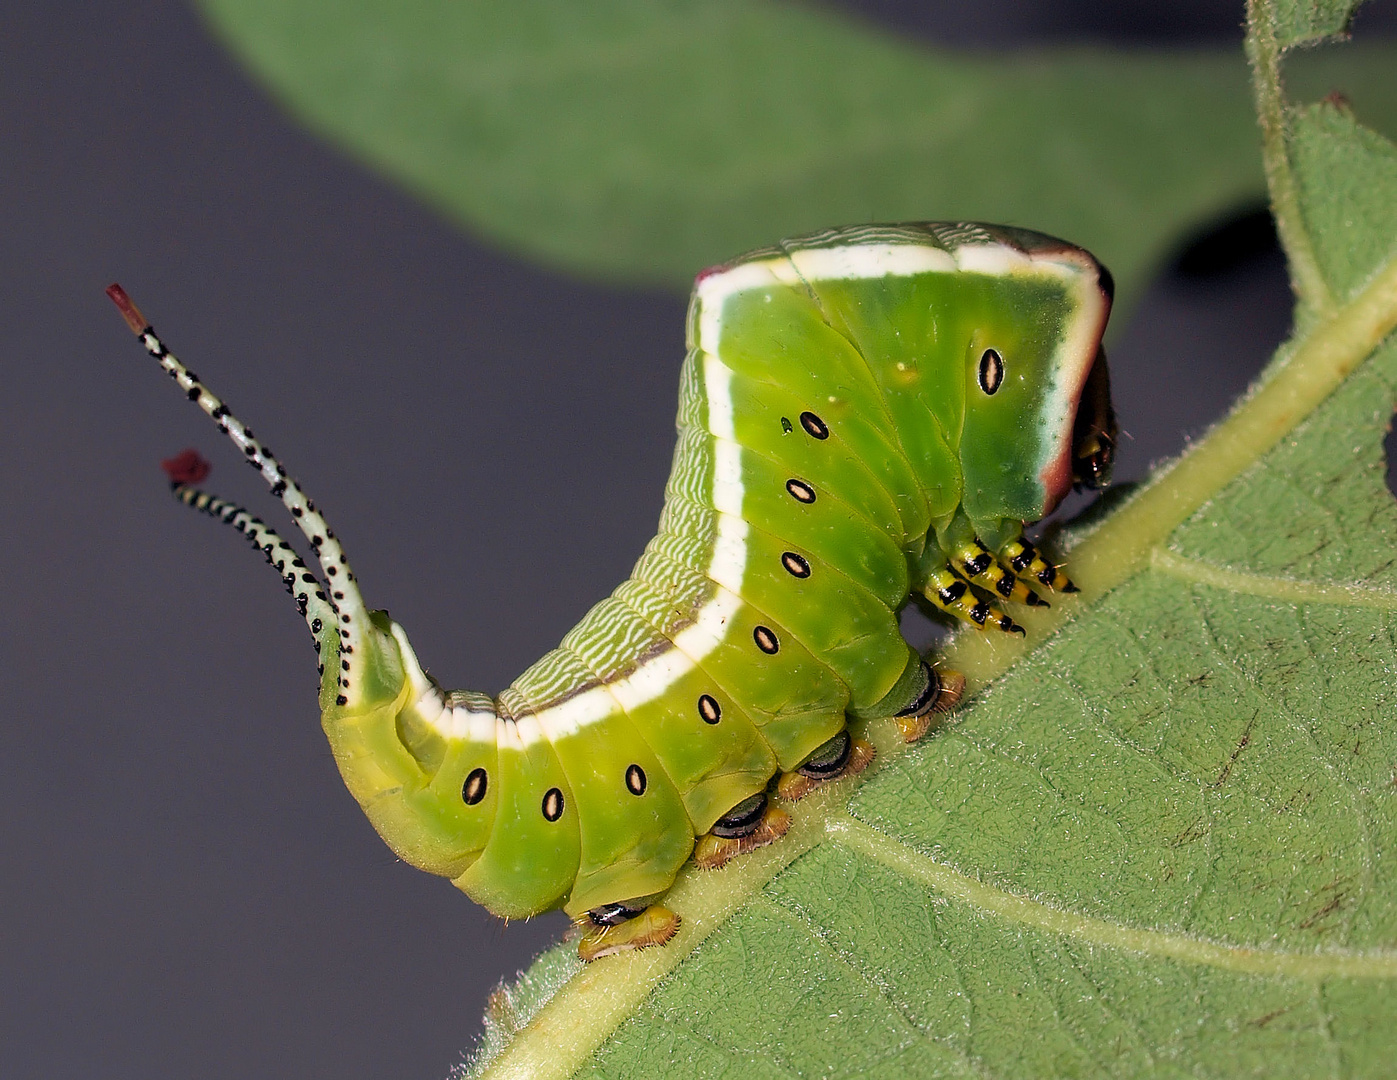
[105,283,149,335]
[162,448,212,486]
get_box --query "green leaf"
[194,0,1397,317]
[461,7,1397,1078]
[1291,100,1397,301]
[1270,0,1364,49]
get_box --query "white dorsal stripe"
[667,575,744,661]
[390,622,497,743]
[431,701,498,743]
[693,236,1091,375]
[498,718,524,753]
[704,510,749,596]
[606,648,694,711]
[697,232,1107,513]
[414,689,445,725]
[708,433,745,516]
[532,685,613,743]
[539,577,748,744]
[515,715,544,747]
[702,348,738,441]
[521,388,750,744]
[1034,255,1109,467]
[464,708,496,743]
[409,348,750,748]
[785,242,957,284]
[392,621,448,724]
[694,257,800,357]
[949,241,1029,277]
[402,230,1103,754]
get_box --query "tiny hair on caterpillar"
[108,222,1115,961]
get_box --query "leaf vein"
[827,814,1397,978]
[1152,547,1397,610]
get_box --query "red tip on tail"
[162,448,212,486]
[105,283,150,335]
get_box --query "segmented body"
[111,222,1114,958]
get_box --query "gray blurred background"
[3,2,1394,1077]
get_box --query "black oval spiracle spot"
[541,787,565,821]
[798,411,829,439]
[978,348,1005,395]
[625,764,647,796]
[753,625,780,654]
[462,767,488,805]
[698,693,721,724]
[785,478,816,504]
[781,551,811,578]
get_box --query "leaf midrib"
[1152,548,1397,609]
[827,815,1397,979]
[477,192,1397,1080]
[475,9,1397,1069]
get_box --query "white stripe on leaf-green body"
[124,223,1113,942]
[322,222,1112,923]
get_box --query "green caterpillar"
[109,222,1115,961]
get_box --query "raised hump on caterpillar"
[106,222,1115,963]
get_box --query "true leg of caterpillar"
[1000,536,1079,594]
[575,900,682,962]
[946,538,1051,608]
[775,730,876,801]
[167,467,336,667]
[892,660,967,743]
[107,284,380,710]
[922,566,1025,635]
[691,791,792,870]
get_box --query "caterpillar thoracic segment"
[109,222,1115,962]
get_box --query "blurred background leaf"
[196,0,1397,315]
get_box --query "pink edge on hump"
[105,283,150,335]
[1034,251,1113,518]
[693,261,735,285]
[1039,439,1077,516]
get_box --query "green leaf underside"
[460,6,1397,1075]
[196,0,1397,314]
[1292,102,1397,305]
